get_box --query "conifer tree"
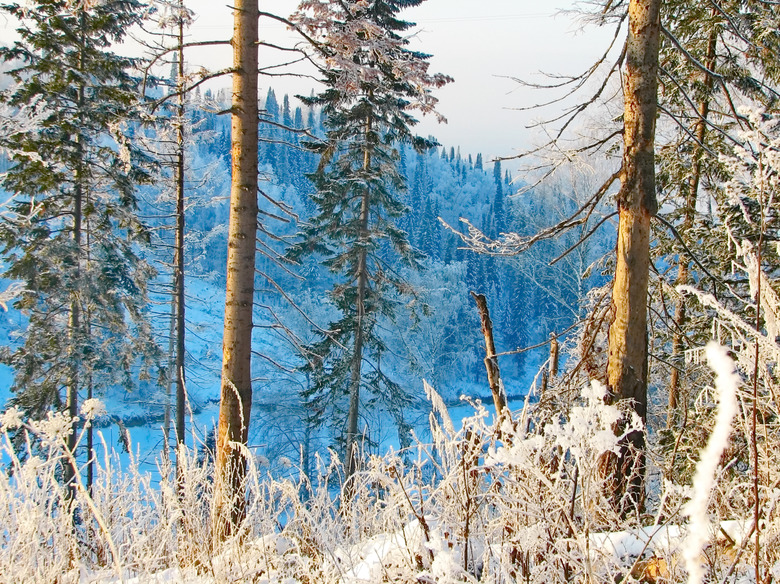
[652,0,780,429]
[290,0,450,479]
[259,87,279,164]
[0,0,156,483]
[493,160,505,234]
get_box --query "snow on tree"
[0,0,158,488]
[288,0,451,480]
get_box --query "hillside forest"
[1,0,780,583]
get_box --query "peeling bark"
[603,0,661,517]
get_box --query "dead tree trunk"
[471,292,508,420]
[602,0,661,518]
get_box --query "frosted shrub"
[478,381,643,583]
[0,405,216,583]
[0,348,766,583]
[0,430,74,583]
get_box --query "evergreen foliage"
[0,0,157,429]
[289,0,451,459]
[646,0,780,469]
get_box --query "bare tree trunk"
[163,287,175,460]
[174,5,187,457]
[85,371,93,493]
[602,0,661,518]
[471,292,508,419]
[345,116,372,482]
[65,185,81,497]
[212,0,258,546]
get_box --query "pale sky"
[0,1,619,171]
[181,0,618,170]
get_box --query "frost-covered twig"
[682,343,740,584]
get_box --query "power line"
[416,14,551,23]
[187,13,552,30]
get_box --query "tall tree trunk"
[602,0,661,518]
[64,9,88,498]
[86,370,93,494]
[667,27,717,427]
[345,116,373,482]
[174,6,187,457]
[163,286,175,459]
[65,182,81,497]
[212,0,258,546]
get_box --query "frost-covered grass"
[1,347,773,584]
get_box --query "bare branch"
[653,214,722,286]
[549,211,618,266]
[442,169,621,257]
[505,10,626,102]
[504,43,626,162]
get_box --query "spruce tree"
[290,0,450,479]
[0,0,156,478]
[493,160,506,234]
[651,0,780,430]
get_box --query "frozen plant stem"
[751,158,765,584]
[683,342,740,584]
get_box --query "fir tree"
[493,160,506,234]
[290,0,450,479]
[0,0,156,474]
[259,87,279,164]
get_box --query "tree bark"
[174,5,187,457]
[163,284,175,459]
[667,26,717,428]
[65,180,81,498]
[212,0,258,546]
[603,0,660,518]
[471,292,508,419]
[64,9,88,499]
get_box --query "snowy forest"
[1,0,780,582]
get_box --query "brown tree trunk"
[602,0,661,518]
[667,27,717,428]
[471,292,508,419]
[212,0,258,546]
